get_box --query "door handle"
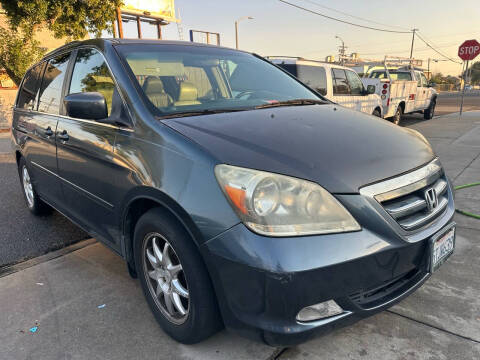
[45,126,53,137]
[58,130,69,142]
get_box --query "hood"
[164,104,434,193]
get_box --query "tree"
[0,0,122,85]
[0,27,45,85]
[0,0,122,38]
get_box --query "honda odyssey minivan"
[11,39,455,346]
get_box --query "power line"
[416,32,462,64]
[298,0,410,31]
[278,0,412,34]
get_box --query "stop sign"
[458,39,480,61]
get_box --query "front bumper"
[200,194,455,346]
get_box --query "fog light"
[296,300,343,322]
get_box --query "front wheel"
[424,99,436,120]
[391,106,403,126]
[372,109,382,117]
[134,208,222,344]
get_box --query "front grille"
[360,159,450,231]
[382,176,448,230]
[349,268,424,309]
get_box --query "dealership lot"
[0,110,479,359]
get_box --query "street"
[0,107,479,359]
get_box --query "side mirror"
[64,92,108,121]
[366,85,376,94]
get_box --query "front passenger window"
[345,70,364,95]
[69,48,115,116]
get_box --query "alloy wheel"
[22,166,34,208]
[142,232,190,325]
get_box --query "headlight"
[214,164,361,237]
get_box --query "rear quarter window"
[17,63,44,110]
[297,65,327,96]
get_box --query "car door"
[23,54,72,205]
[420,72,432,108]
[56,47,129,247]
[331,68,352,107]
[414,71,426,110]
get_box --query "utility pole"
[235,16,253,49]
[335,35,347,66]
[409,28,418,59]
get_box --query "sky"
[121,0,480,76]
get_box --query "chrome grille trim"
[360,159,442,202]
[360,158,450,231]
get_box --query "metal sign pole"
[460,60,469,116]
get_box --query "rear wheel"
[18,157,52,216]
[424,99,436,120]
[392,106,403,125]
[134,207,222,344]
[372,109,381,117]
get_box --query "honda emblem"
[424,187,438,212]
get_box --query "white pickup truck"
[269,57,384,117]
[360,60,437,125]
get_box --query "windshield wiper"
[255,98,329,109]
[158,108,250,119]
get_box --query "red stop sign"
[458,39,480,61]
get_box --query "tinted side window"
[17,64,44,110]
[277,64,298,77]
[332,68,350,95]
[69,48,115,116]
[38,53,71,114]
[297,65,327,95]
[345,70,364,95]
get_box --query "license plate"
[430,226,455,272]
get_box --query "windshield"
[116,44,322,118]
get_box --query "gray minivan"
[11,39,455,346]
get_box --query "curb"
[0,238,97,278]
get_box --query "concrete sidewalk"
[1,112,479,359]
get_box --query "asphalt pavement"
[0,133,89,267]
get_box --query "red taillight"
[387,98,390,106]
[383,84,388,89]
[382,90,387,95]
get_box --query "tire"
[372,109,382,117]
[424,98,436,120]
[18,157,52,216]
[392,106,403,126]
[134,207,222,344]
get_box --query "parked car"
[12,39,455,346]
[269,57,383,117]
[362,59,438,125]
